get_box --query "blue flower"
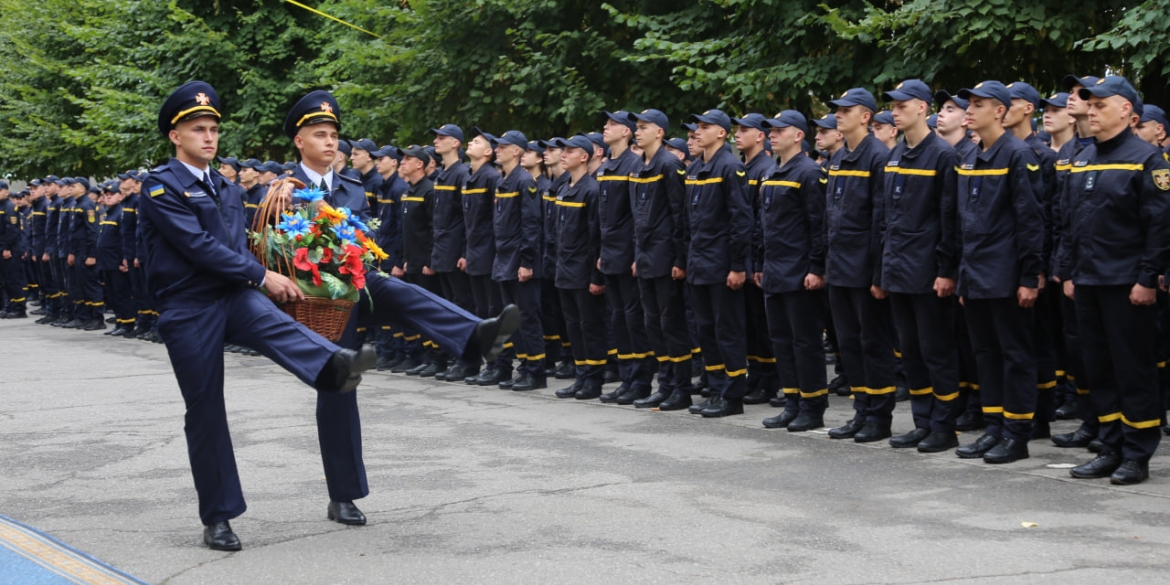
[335,223,358,247]
[276,213,311,236]
[335,206,371,233]
[292,186,326,203]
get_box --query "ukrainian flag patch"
[149,186,165,197]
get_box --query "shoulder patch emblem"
[149,186,165,197]
[87,210,95,223]
[1153,169,1170,191]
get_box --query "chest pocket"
[967,177,983,209]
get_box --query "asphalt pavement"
[2,317,1169,584]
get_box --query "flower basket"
[248,178,386,340]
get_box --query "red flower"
[293,247,322,287]
[339,245,366,289]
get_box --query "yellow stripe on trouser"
[867,386,896,395]
[782,387,800,395]
[800,389,828,398]
[934,391,959,402]
[909,387,932,396]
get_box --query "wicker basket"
[278,296,355,341]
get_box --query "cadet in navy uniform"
[538,138,576,380]
[627,109,694,411]
[596,111,655,404]
[0,181,28,318]
[682,109,753,418]
[52,178,76,326]
[732,112,780,405]
[821,88,897,442]
[393,145,447,376]
[349,138,382,218]
[370,145,406,371]
[1064,76,1170,485]
[26,180,50,318]
[139,81,377,551]
[755,110,829,431]
[952,81,1044,464]
[874,80,962,452]
[97,185,134,334]
[37,177,63,323]
[550,135,607,400]
[463,129,508,386]
[116,171,141,337]
[69,182,105,330]
[430,124,477,381]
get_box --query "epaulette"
[337,172,363,185]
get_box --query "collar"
[300,163,334,191]
[1095,126,1132,153]
[977,132,1010,163]
[178,159,212,185]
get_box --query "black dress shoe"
[917,431,960,453]
[203,521,241,551]
[701,397,744,418]
[762,410,798,429]
[1088,439,1105,453]
[35,315,53,324]
[1054,398,1078,420]
[104,326,125,336]
[1052,426,1095,448]
[657,390,693,411]
[768,394,788,408]
[1110,459,1150,485]
[554,361,575,379]
[828,419,864,439]
[615,386,649,405]
[30,307,47,315]
[894,385,910,402]
[391,357,420,374]
[63,319,85,329]
[688,396,713,415]
[3,311,27,319]
[574,384,602,400]
[470,366,504,386]
[513,375,546,391]
[317,347,377,393]
[787,413,823,432]
[634,390,670,409]
[327,500,367,525]
[598,384,628,404]
[376,356,401,371]
[498,377,515,390]
[1031,420,1051,440]
[854,421,892,443]
[954,411,986,432]
[983,438,1029,464]
[82,318,107,331]
[1069,450,1122,479]
[889,428,930,448]
[416,363,443,378]
[602,369,620,385]
[743,388,778,405]
[555,383,581,398]
[403,361,429,376]
[955,433,1000,459]
[475,304,521,362]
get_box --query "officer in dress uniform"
[952,81,1044,464]
[140,81,378,551]
[596,111,655,404]
[754,110,830,431]
[550,135,608,400]
[821,88,898,442]
[874,80,962,452]
[1064,76,1170,485]
[626,109,694,411]
[681,109,753,418]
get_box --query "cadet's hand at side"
[727,271,745,290]
[265,270,304,304]
[1017,286,1038,308]
[934,277,955,298]
[1130,283,1156,306]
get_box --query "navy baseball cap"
[1040,93,1069,109]
[351,138,377,152]
[429,124,465,143]
[371,145,401,160]
[732,113,769,132]
[554,135,595,158]
[74,177,90,190]
[603,110,636,132]
[884,79,933,104]
[526,140,545,154]
[812,114,838,129]
[1078,76,1141,108]
[29,179,42,187]
[762,110,809,134]
[0,180,8,190]
[339,139,354,156]
[1007,82,1041,109]
[828,88,878,112]
[44,174,59,183]
[688,109,732,131]
[283,90,340,138]
[872,111,895,125]
[216,156,240,171]
[665,137,689,154]
[470,126,499,147]
[537,137,565,150]
[682,122,698,133]
[934,90,968,111]
[628,109,670,133]
[1141,104,1168,128]
[258,161,283,174]
[238,158,262,169]
[400,145,431,166]
[1062,74,1101,92]
[157,80,221,138]
[958,81,1011,108]
[281,162,297,172]
[927,114,938,129]
[496,130,528,149]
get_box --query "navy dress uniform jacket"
[756,154,827,294]
[824,133,889,288]
[554,174,603,289]
[1066,128,1170,288]
[492,167,541,282]
[684,144,753,286]
[432,160,469,272]
[291,166,370,222]
[955,133,1044,299]
[631,146,689,279]
[462,163,499,277]
[596,148,641,275]
[877,131,960,294]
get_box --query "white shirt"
[299,163,334,192]
[178,160,212,186]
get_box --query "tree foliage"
[0,0,1166,178]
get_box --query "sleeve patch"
[149,186,165,197]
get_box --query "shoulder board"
[337,173,362,185]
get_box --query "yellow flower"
[364,238,389,261]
